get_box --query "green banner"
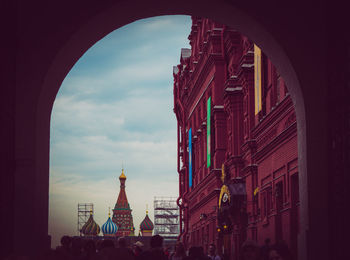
[207,97,211,168]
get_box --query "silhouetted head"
[118,237,127,248]
[209,244,216,256]
[71,237,83,256]
[101,239,114,250]
[198,246,205,256]
[60,236,71,249]
[241,240,260,260]
[188,246,199,257]
[174,241,186,256]
[133,241,144,254]
[269,241,291,260]
[84,239,96,254]
[150,235,163,248]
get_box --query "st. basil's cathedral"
[80,169,154,238]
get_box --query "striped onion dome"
[140,211,154,231]
[102,212,118,236]
[81,212,100,236]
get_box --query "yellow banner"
[254,44,262,115]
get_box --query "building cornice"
[185,54,225,116]
[189,187,220,214]
[254,122,297,162]
[252,95,294,137]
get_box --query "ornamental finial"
[119,167,126,179]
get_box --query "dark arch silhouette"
[40,3,307,257]
[2,1,338,260]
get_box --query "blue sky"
[49,15,192,248]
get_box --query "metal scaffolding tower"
[154,197,179,242]
[77,203,94,236]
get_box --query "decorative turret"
[101,208,118,237]
[129,226,135,237]
[140,210,154,237]
[112,168,135,237]
[116,169,128,208]
[81,211,100,236]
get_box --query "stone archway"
[5,1,329,260]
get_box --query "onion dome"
[81,211,100,236]
[102,210,118,236]
[140,210,154,231]
[119,168,126,180]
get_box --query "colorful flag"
[254,44,262,115]
[254,187,259,196]
[207,97,211,168]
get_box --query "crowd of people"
[4,236,292,260]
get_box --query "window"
[277,76,281,103]
[266,187,272,214]
[198,107,201,125]
[262,187,272,218]
[275,182,284,212]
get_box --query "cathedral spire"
[112,168,134,237]
[116,168,128,208]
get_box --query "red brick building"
[174,17,298,259]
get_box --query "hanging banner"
[207,97,211,168]
[189,128,193,188]
[253,187,259,196]
[254,44,262,115]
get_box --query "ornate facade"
[174,17,298,259]
[112,169,135,237]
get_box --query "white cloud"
[61,58,175,97]
[51,134,177,178]
[51,89,176,142]
[138,17,179,31]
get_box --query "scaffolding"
[154,197,179,243]
[77,203,94,236]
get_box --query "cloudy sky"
[49,15,192,248]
